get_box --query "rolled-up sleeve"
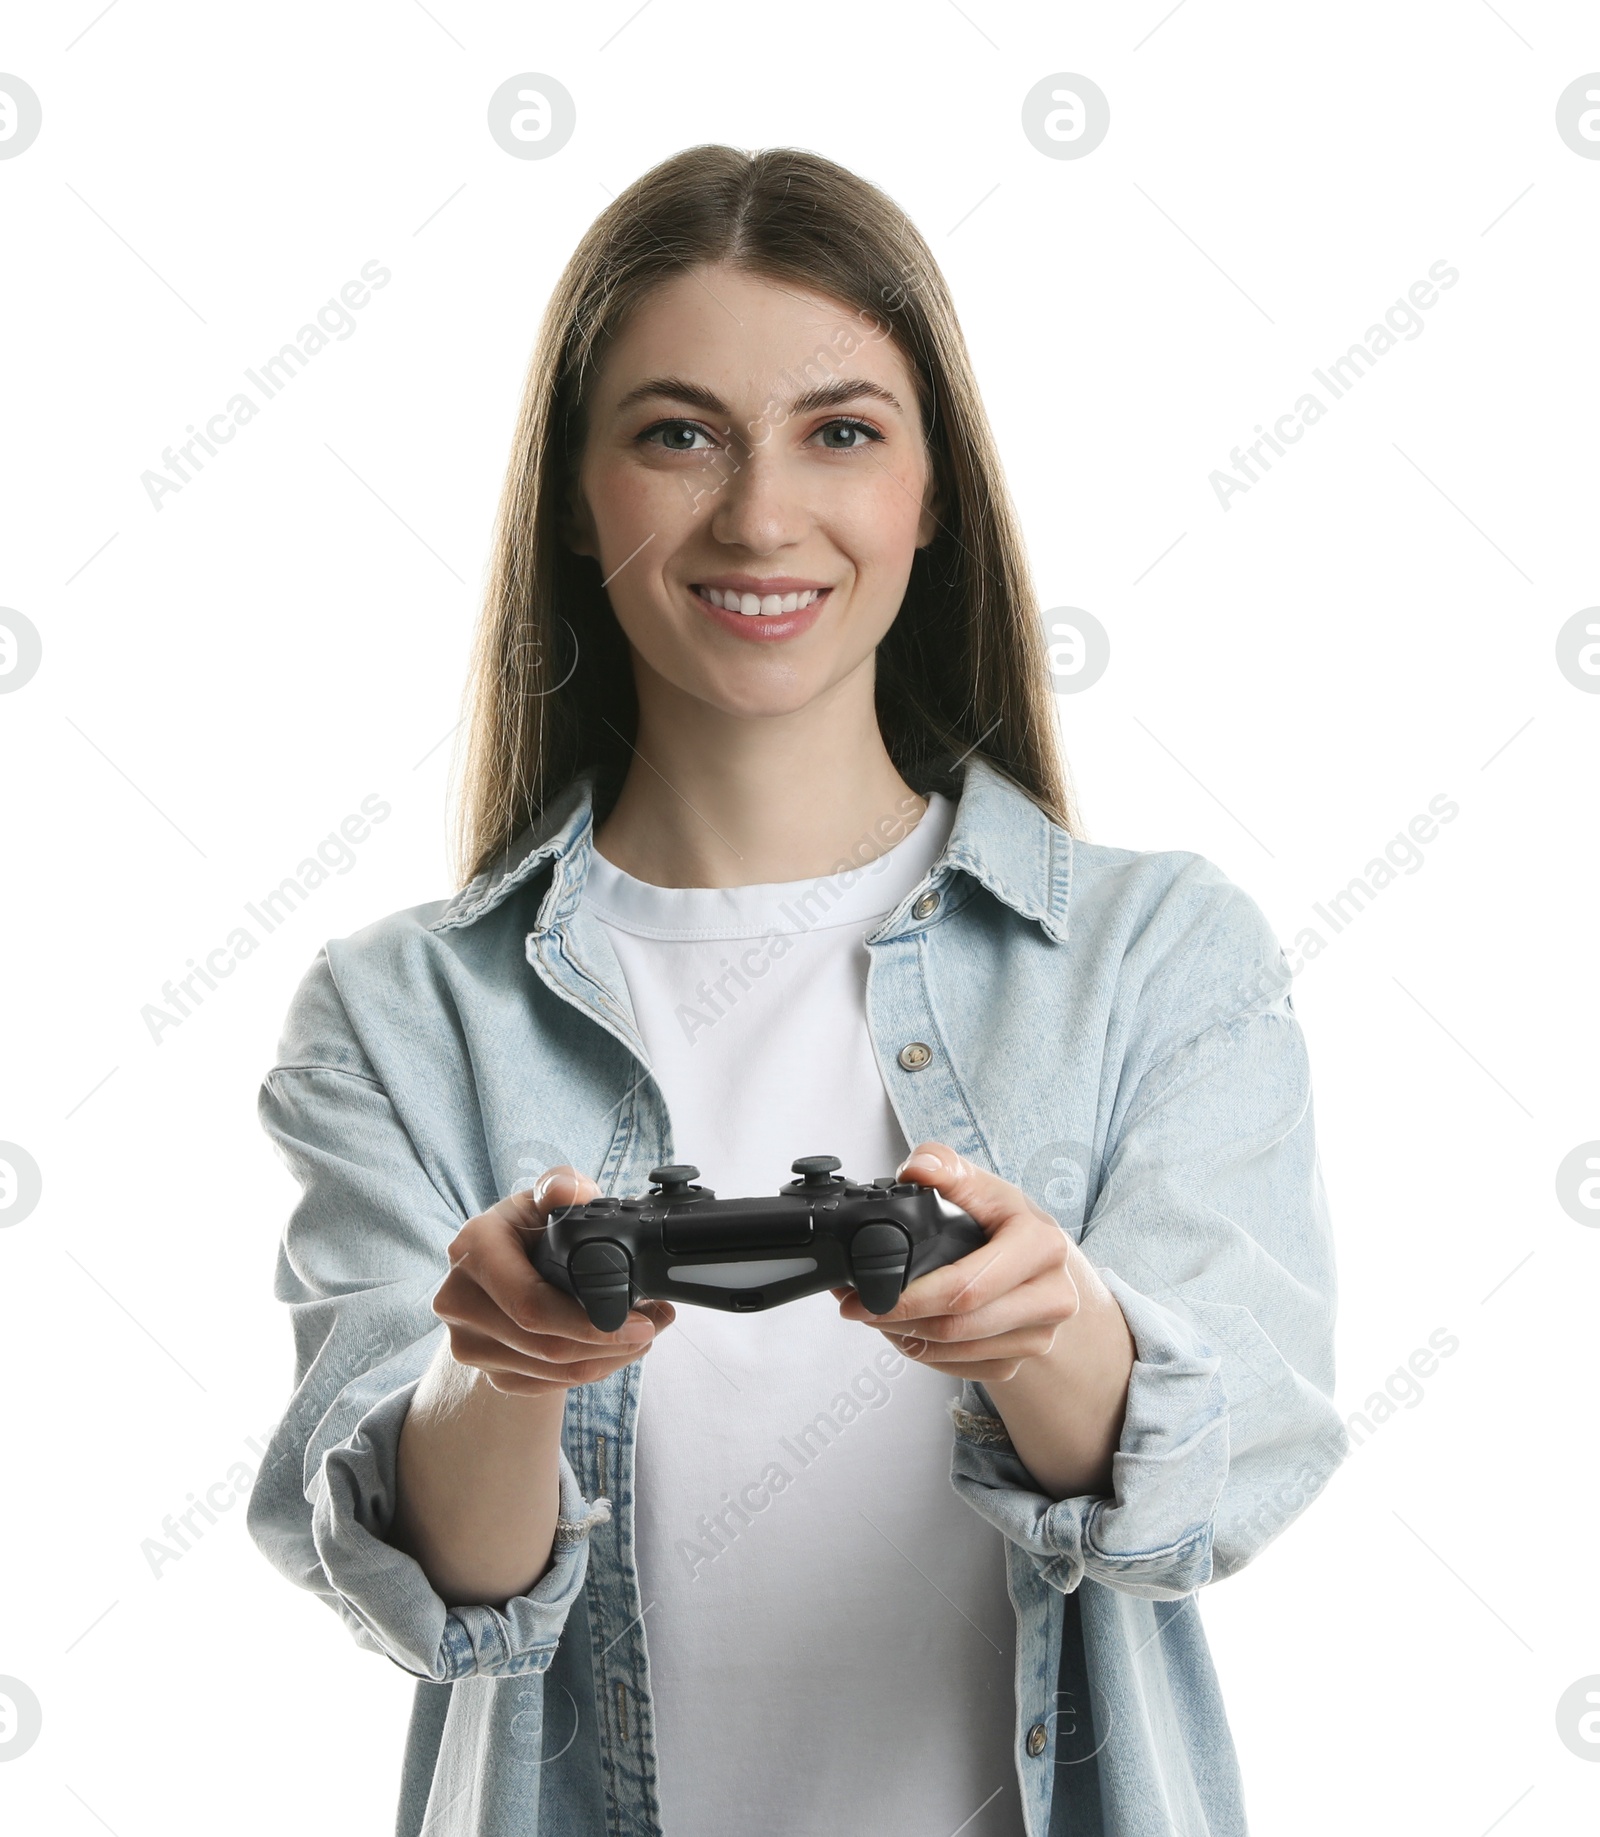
[951,905,1347,1601]
[246,953,607,1679]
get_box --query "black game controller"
[530,1157,988,1332]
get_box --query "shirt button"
[912,891,940,920]
[897,1042,933,1071]
[1026,1722,1048,1758]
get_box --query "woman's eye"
[642,421,716,452]
[814,418,883,451]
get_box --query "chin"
[690,668,826,721]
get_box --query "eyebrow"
[610,374,905,420]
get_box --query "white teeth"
[699,586,824,615]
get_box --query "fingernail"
[900,1153,943,1174]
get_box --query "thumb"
[893,1143,1022,1237]
[495,1168,598,1237]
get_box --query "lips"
[688,580,832,645]
[693,584,829,618]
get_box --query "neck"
[592,655,928,888]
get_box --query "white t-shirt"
[581,794,1025,1837]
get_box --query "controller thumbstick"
[791,1155,843,1189]
[568,1239,634,1333]
[649,1164,701,1198]
[849,1221,912,1314]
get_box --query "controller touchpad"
[662,1198,813,1253]
[666,1257,819,1288]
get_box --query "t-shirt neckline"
[581,793,956,942]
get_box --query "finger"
[880,1320,1060,1365]
[871,1274,1078,1346]
[449,1192,650,1345]
[435,1262,661,1353]
[893,1142,1056,1236]
[841,1214,1070,1329]
[512,1174,677,1341]
[468,1166,600,1250]
[436,1279,657,1364]
[446,1322,653,1388]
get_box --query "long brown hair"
[451,144,1079,887]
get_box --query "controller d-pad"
[569,1238,634,1332]
[849,1221,912,1315]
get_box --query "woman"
[248,145,1347,1837]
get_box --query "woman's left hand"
[831,1142,1087,1382]
[834,1141,1136,1498]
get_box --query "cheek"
[830,461,929,564]
[585,458,691,547]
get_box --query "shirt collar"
[429,754,1072,944]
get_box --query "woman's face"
[566,262,940,720]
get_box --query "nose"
[706,444,809,555]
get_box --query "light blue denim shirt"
[247,753,1347,1837]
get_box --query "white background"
[2,2,1597,1833]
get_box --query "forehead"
[591,263,921,412]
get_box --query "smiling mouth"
[692,584,829,617]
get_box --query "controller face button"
[896,1042,933,1071]
[588,1196,621,1211]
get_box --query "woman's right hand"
[431,1167,674,1395]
